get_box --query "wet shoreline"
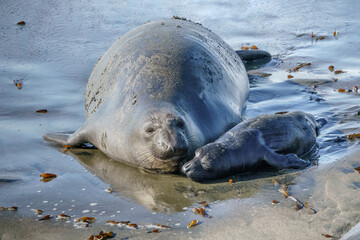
[1,146,359,240]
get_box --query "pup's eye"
[195,148,202,157]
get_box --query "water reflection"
[68,148,288,212]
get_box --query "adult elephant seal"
[182,111,326,182]
[44,18,250,173]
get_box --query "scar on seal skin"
[182,111,327,182]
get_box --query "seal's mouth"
[154,148,188,162]
[140,154,188,173]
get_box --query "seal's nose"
[153,128,188,160]
[182,161,192,174]
[181,159,207,182]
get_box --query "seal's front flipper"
[43,132,74,146]
[263,149,310,170]
[236,50,272,71]
[43,128,87,147]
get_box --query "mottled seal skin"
[182,111,325,182]
[44,18,249,172]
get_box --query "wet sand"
[1,0,360,239]
[198,147,360,240]
[1,146,359,240]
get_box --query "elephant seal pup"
[43,18,251,173]
[182,111,326,182]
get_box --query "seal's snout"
[182,161,192,174]
[182,159,207,182]
[154,127,188,160]
[182,160,197,177]
[141,111,190,162]
[148,115,188,161]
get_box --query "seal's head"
[130,107,192,173]
[182,143,225,182]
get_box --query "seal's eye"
[195,148,202,157]
[176,119,185,129]
[146,127,156,134]
[143,122,157,135]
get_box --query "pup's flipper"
[264,148,310,170]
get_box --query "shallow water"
[1,0,360,239]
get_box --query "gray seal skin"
[44,18,249,172]
[182,111,325,182]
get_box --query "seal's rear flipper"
[236,50,272,71]
[43,129,87,147]
[315,117,327,135]
[264,148,310,170]
[236,50,271,62]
